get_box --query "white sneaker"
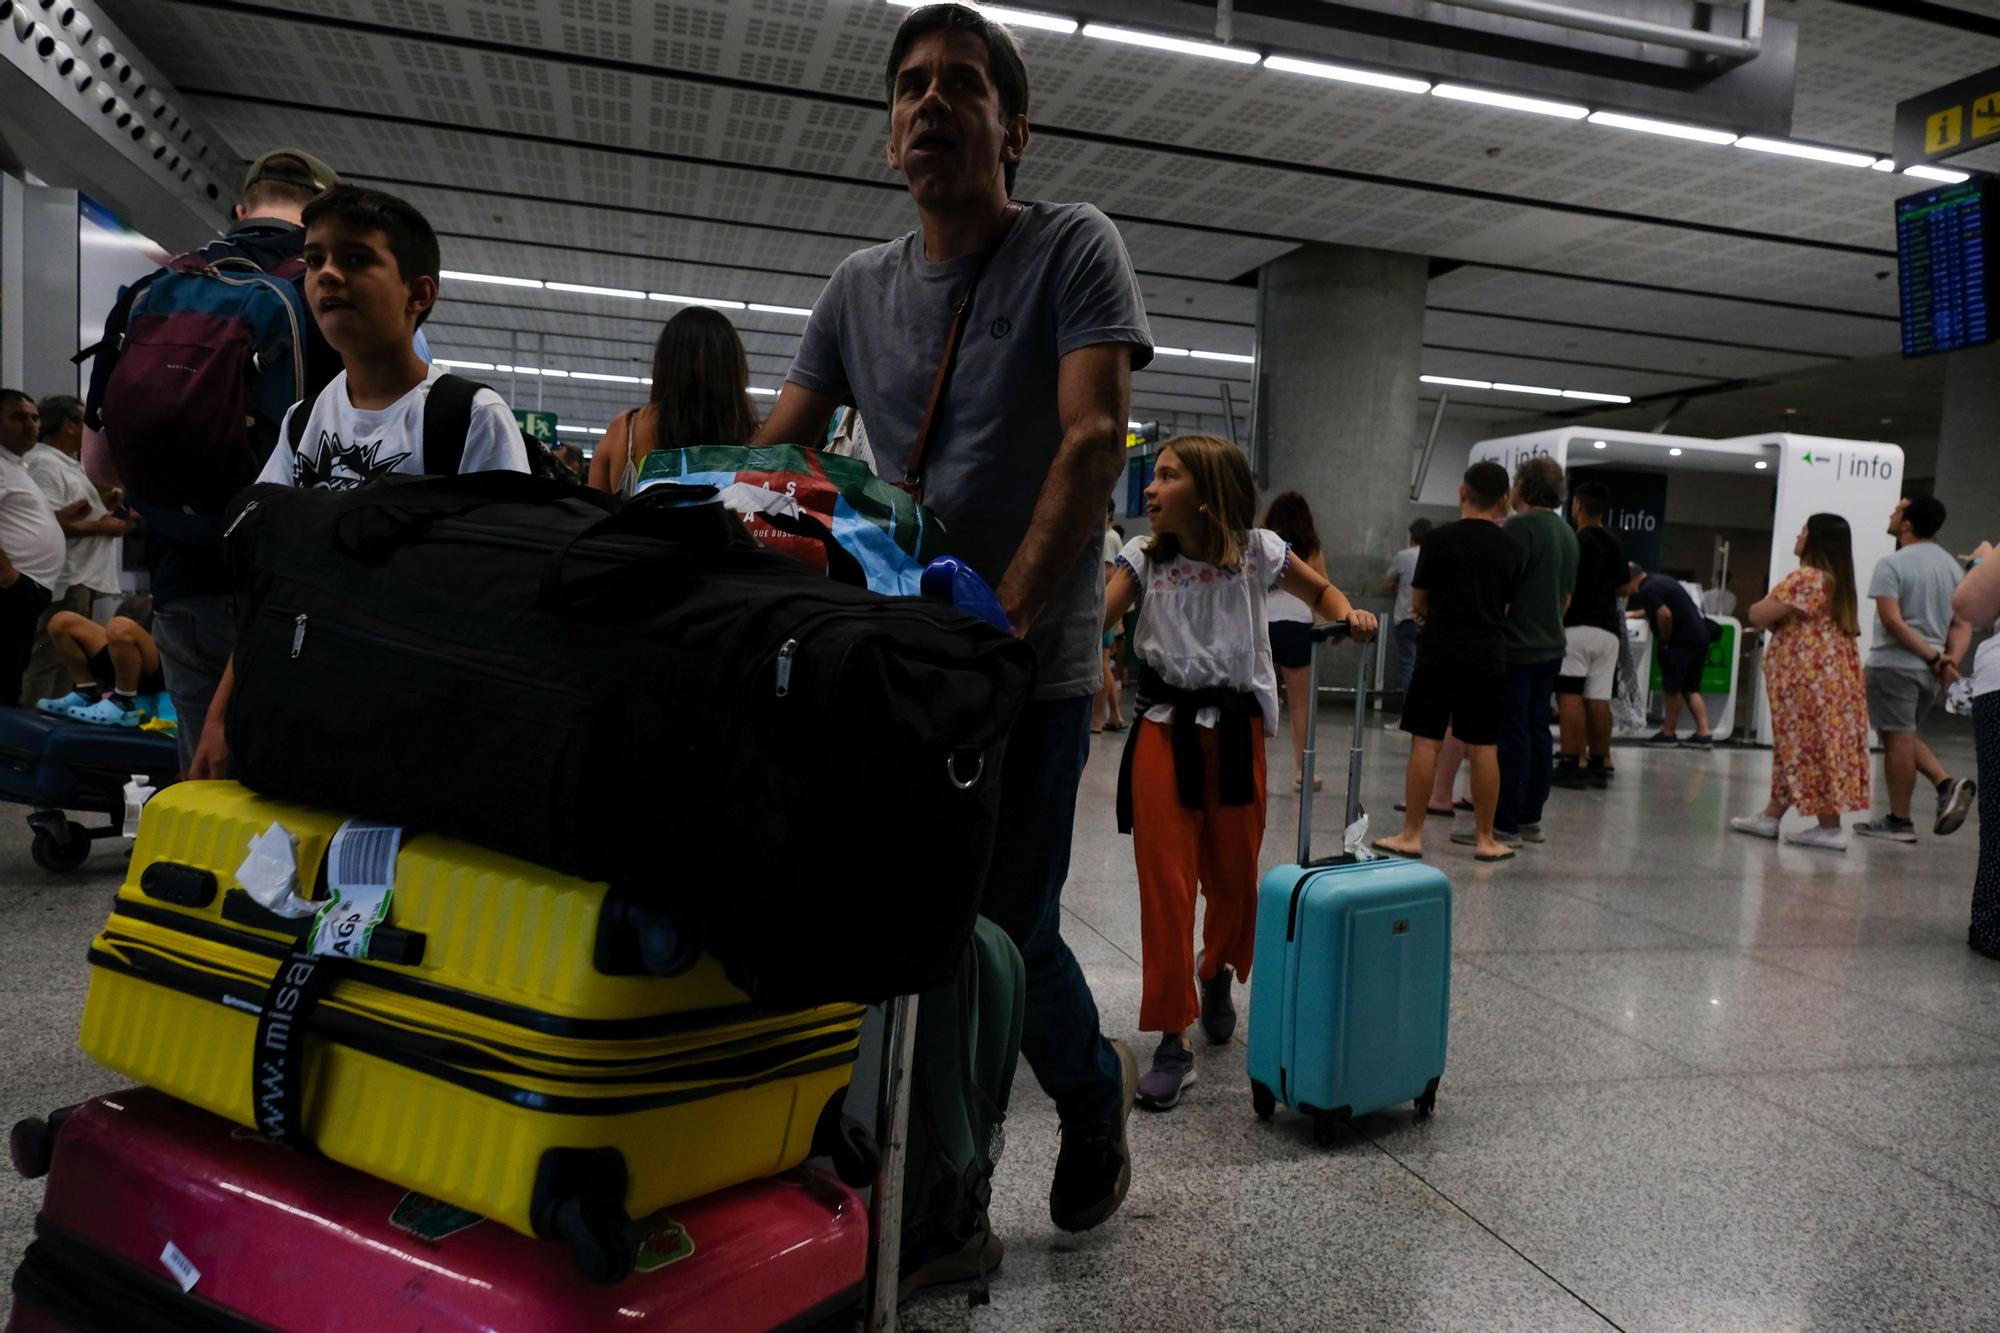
[1785,824,1848,853]
[1729,814,1780,839]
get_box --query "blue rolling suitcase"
[1247,625,1450,1143]
[0,709,179,871]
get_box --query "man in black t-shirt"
[1621,564,1714,746]
[1375,462,1524,863]
[1555,481,1626,788]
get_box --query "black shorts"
[89,646,166,697]
[1268,620,1313,671]
[1400,652,1505,747]
[1658,642,1707,698]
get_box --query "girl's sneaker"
[1785,825,1848,853]
[1198,965,1236,1044]
[1134,1035,1195,1111]
[67,696,140,729]
[1729,813,1780,839]
[36,689,95,716]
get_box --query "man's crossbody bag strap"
[901,202,1022,502]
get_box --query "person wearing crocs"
[1376,461,1523,864]
[1853,497,1975,844]
[1105,436,1374,1111]
[36,597,166,728]
[1731,514,1871,851]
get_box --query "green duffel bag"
[899,915,1025,1302]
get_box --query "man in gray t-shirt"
[1856,496,1975,842]
[1378,518,1429,688]
[757,4,1150,1240]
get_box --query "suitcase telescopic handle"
[1297,623,1369,866]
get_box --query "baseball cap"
[241,149,339,196]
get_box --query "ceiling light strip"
[1080,23,1260,64]
[1420,374,1629,404]
[884,0,1077,34]
[437,355,782,397]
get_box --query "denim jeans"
[1394,618,1422,690]
[1496,657,1561,834]
[978,695,1124,1128]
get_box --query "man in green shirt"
[1487,456,1576,846]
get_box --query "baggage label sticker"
[160,1240,200,1292]
[632,1217,695,1272]
[389,1191,485,1243]
[308,821,402,960]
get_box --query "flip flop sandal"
[1371,840,1420,860]
[1474,848,1517,863]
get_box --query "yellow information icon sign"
[1927,105,1965,154]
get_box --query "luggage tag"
[307,821,404,961]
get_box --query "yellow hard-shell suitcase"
[79,781,866,1280]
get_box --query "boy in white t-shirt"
[1103,435,1376,1111]
[191,185,527,778]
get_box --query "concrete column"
[1932,340,2000,550]
[1252,243,1427,594]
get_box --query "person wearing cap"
[83,148,342,771]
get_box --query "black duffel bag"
[220,473,1036,1007]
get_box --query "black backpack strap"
[422,373,482,477]
[284,396,310,451]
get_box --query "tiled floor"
[2,711,1996,1330]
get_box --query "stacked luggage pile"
[8,473,1038,1331]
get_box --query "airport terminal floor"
[5,716,1996,1332]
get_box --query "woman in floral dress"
[1731,513,1871,852]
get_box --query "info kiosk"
[1468,429,1903,744]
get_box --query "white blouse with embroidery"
[1117,528,1291,734]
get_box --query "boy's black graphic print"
[295,430,414,490]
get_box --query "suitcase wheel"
[550,1197,635,1285]
[9,1107,69,1180]
[1309,1106,1351,1148]
[27,817,89,873]
[1250,1080,1276,1122]
[1414,1077,1440,1121]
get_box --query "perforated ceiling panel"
[94,0,1986,438]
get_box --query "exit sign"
[513,409,558,445]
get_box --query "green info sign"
[1649,621,1736,695]
[513,410,558,445]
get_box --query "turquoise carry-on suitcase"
[1247,626,1450,1143]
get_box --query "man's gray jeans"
[152,594,235,772]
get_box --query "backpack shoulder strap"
[422,374,482,477]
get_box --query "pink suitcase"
[7,1088,867,1332]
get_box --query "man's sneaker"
[36,689,93,716]
[1134,1035,1196,1112]
[66,697,140,729]
[1936,778,1976,837]
[1552,763,1588,790]
[1786,824,1848,853]
[1854,817,1918,844]
[1643,731,1681,748]
[1198,965,1236,1045]
[1451,829,1521,848]
[1729,813,1781,839]
[1049,1040,1136,1232]
[1683,734,1714,749]
[1517,822,1545,844]
[899,1227,1004,1303]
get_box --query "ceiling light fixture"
[747,302,814,318]
[1733,137,1876,168]
[1562,389,1633,403]
[1430,84,1588,119]
[1871,158,1897,173]
[545,281,645,300]
[1262,55,1429,94]
[884,0,1077,34]
[1905,164,1971,183]
[650,292,746,310]
[1152,346,1191,357]
[556,424,607,436]
[1419,374,1630,402]
[1491,382,1565,396]
[1585,111,1736,145]
[1080,23,1260,64]
[441,270,545,290]
[1668,447,1684,456]
[1592,440,1608,449]
[1189,349,1254,363]
[1419,375,1492,389]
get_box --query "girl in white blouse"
[1103,435,1376,1110]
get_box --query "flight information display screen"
[1898,179,1993,357]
